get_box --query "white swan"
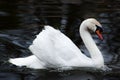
[9,18,105,70]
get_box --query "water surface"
[0,0,120,80]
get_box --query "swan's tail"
[9,55,45,69]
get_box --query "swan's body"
[9,18,105,70]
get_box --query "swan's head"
[83,18,103,40]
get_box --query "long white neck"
[80,22,104,68]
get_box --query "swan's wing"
[29,26,90,67]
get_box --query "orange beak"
[95,30,103,40]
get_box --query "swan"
[9,18,105,70]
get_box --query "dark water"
[0,0,120,80]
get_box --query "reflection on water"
[0,0,120,80]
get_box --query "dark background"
[0,0,120,80]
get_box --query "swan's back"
[29,25,92,68]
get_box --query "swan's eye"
[96,25,103,32]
